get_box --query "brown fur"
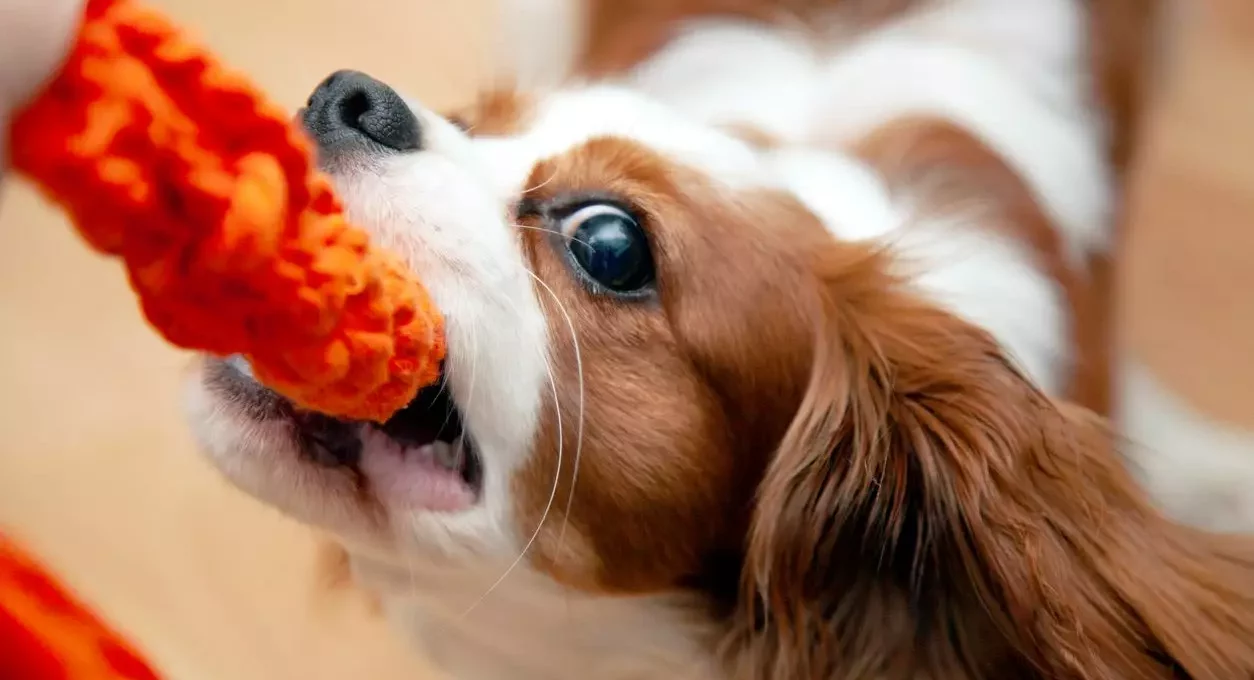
[576,0,922,78]
[1086,0,1161,173]
[573,0,1156,171]
[724,242,1254,679]
[465,3,1190,675]
[851,117,1112,414]
[447,88,535,136]
[502,134,1254,677]
[512,137,821,592]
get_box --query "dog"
[185,0,1254,677]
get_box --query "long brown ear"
[724,245,1254,679]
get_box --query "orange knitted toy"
[8,0,444,422]
[0,536,160,680]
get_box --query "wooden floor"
[1,1,1251,678]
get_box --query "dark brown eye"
[559,204,654,294]
[447,115,472,132]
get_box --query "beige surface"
[1120,0,1254,428]
[0,0,488,678]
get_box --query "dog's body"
[186,1,1254,678]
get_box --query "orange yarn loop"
[7,0,444,422]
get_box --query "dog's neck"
[347,550,725,680]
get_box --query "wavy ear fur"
[725,245,1254,679]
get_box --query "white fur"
[187,1,1118,677]
[620,19,819,141]
[1121,360,1254,532]
[352,554,719,680]
[622,1,1112,263]
[184,377,383,541]
[761,147,1069,395]
[902,217,1069,394]
[759,147,902,242]
[473,85,764,192]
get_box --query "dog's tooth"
[432,441,453,469]
[432,440,463,470]
[410,443,435,462]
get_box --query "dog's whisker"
[521,270,586,573]
[521,167,560,195]
[459,282,565,619]
[513,223,596,249]
[446,306,482,487]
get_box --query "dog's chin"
[187,357,492,546]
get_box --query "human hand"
[0,0,86,175]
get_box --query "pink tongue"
[359,429,475,513]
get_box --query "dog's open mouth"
[206,357,484,513]
[287,368,484,513]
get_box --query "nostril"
[335,89,371,130]
[353,90,421,152]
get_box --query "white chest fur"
[349,553,723,680]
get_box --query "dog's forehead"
[470,85,765,196]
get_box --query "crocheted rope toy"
[8,0,446,423]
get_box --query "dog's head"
[188,71,825,572]
[185,72,1254,678]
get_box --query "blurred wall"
[1117,0,1254,528]
[0,1,489,678]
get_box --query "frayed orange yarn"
[7,0,444,422]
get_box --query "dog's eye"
[560,203,654,294]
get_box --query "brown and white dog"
[185,0,1254,678]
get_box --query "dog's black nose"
[302,70,421,153]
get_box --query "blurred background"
[0,0,1250,679]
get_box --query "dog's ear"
[724,245,1254,679]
